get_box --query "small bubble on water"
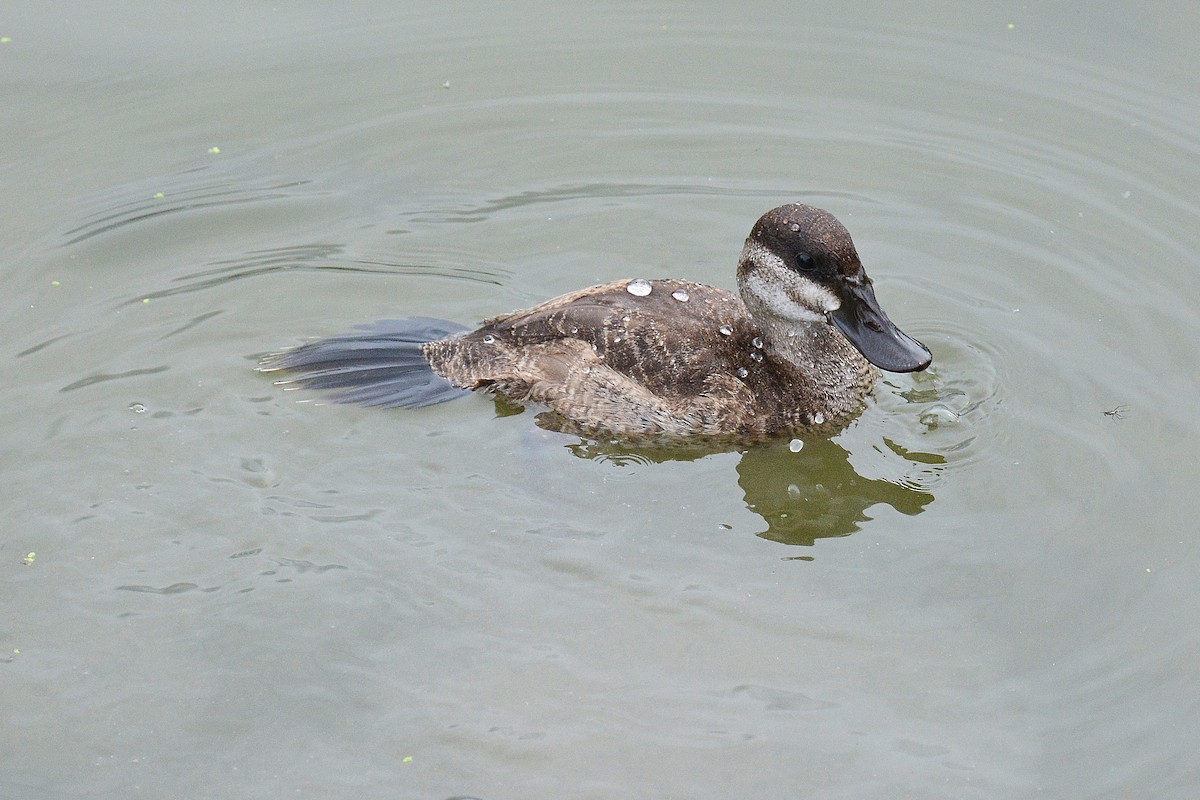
[671,288,690,302]
[813,412,825,425]
[719,324,733,336]
[788,438,803,453]
[736,367,749,378]
[920,405,959,428]
[751,336,764,349]
[129,402,146,414]
[626,278,652,296]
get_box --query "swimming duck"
[260,204,931,441]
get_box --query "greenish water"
[4,3,1199,798]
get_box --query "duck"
[260,203,932,442]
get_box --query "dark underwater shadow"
[734,437,935,547]
[564,433,938,548]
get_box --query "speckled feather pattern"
[423,278,875,440]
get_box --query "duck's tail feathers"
[259,317,471,409]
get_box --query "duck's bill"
[830,281,932,373]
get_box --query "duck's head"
[736,203,932,373]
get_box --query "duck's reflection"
[735,437,935,546]
[565,434,938,547]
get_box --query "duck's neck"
[759,316,877,418]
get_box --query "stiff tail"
[259,317,471,408]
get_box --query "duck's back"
[424,278,786,438]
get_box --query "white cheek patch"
[743,271,825,322]
[789,274,841,315]
[740,241,841,322]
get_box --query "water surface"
[3,3,1199,798]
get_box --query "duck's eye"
[794,252,815,272]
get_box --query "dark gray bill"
[829,280,932,373]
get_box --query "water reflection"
[735,437,935,546]
[567,434,938,547]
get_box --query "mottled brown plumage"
[261,204,932,442]
[424,279,857,439]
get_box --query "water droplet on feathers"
[626,279,652,296]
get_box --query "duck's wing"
[429,279,759,400]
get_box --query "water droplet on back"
[482,334,495,344]
[750,351,763,362]
[751,336,764,349]
[719,324,733,336]
[735,367,749,378]
[789,223,800,232]
[671,288,690,302]
[626,278,652,296]
[128,402,146,414]
[813,412,825,425]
